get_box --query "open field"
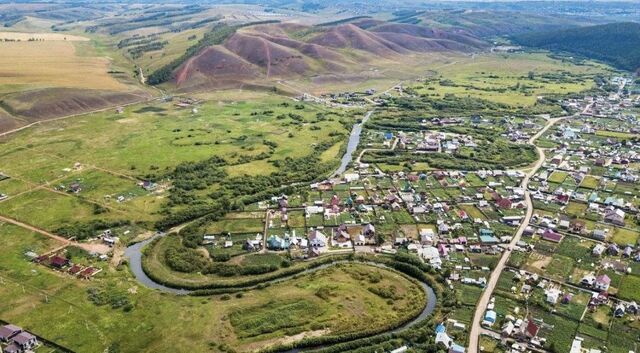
[0,91,351,232]
[0,41,128,94]
[413,52,610,106]
[0,224,424,353]
[0,31,89,41]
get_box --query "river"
[124,234,436,352]
[123,109,437,350]
[332,110,373,177]
[123,232,189,295]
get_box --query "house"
[49,256,70,269]
[542,229,562,243]
[581,274,596,287]
[502,321,515,336]
[0,325,22,342]
[308,229,327,248]
[627,302,640,314]
[483,310,497,327]
[594,275,611,291]
[419,228,434,245]
[604,209,625,226]
[570,220,586,234]
[267,235,289,250]
[592,244,605,256]
[497,198,513,209]
[570,337,583,353]
[521,319,539,339]
[141,180,158,191]
[614,303,626,318]
[592,229,607,241]
[363,224,376,238]
[545,288,562,304]
[589,291,609,306]
[11,331,37,351]
[4,343,21,353]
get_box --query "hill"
[150,21,489,90]
[513,22,640,72]
[392,10,595,37]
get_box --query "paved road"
[466,115,566,353]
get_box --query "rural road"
[0,214,110,254]
[466,114,567,353]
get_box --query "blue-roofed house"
[435,323,446,334]
[267,235,290,250]
[483,310,497,326]
[479,229,499,244]
[384,132,393,140]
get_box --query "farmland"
[0,39,129,94]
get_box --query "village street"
[467,105,594,352]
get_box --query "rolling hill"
[153,21,489,90]
[513,22,640,72]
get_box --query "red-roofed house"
[497,198,513,209]
[542,229,562,243]
[595,275,611,291]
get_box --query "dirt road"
[466,115,566,353]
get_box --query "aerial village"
[0,72,638,353]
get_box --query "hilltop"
[150,20,489,90]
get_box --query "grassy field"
[0,224,425,353]
[0,92,351,231]
[412,52,608,106]
[0,40,128,94]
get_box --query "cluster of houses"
[480,292,548,351]
[0,324,38,353]
[435,322,466,353]
[32,253,100,280]
[385,130,477,154]
[264,223,377,255]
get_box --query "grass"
[611,227,640,245]
[618,275,640,302]
[595,130,636,139]
[0,93,350,230]
[548,171,568,183]
[580,175,600,189]
[412,52,606,106]
[230,299,325,339]
[0,189,124,232]
[0,40,128,94]
[0,225,424,353]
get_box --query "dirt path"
[0,214,110,254]
[0,215,71,245]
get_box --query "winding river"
[124,109,436,351]
[124,233,436,352]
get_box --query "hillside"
[513,22,640,72]
[151,21,489,90]
[392,10,595,37]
